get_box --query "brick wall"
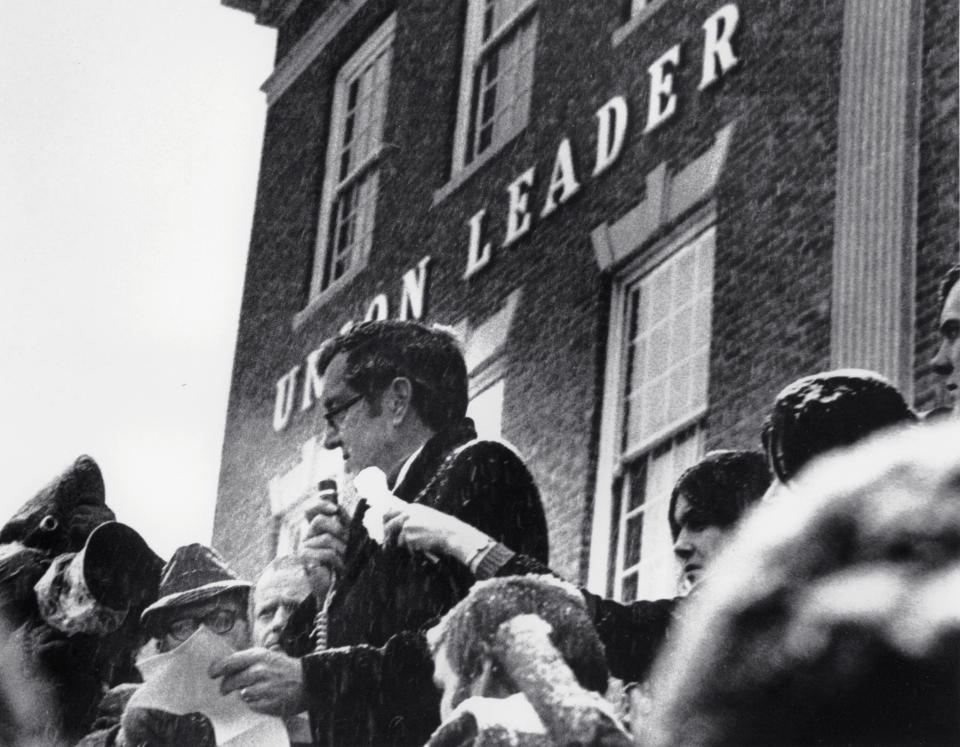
[215,0,955,583]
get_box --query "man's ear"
[386,377,413,425]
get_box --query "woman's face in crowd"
[672,494,730,591]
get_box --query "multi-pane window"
[612,226,715,601]
[311,16,394,298]
[454,0,538,172]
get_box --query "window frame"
[307,13,396,305]
[612,0,670,47]
[587,213,716,598]
[443,0,538,189]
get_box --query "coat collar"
[391,418,478,503]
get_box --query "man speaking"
[212,320,549,746]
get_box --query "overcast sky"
[0,2,275,559]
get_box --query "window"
[452,0,538,173]
[613,0,669,46]
[468,377,505,440]
[310,15,395,299]
[609,225,715,601]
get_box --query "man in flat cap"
[82,543,251,747]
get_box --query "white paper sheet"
[128,627,290,746]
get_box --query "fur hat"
[140,544,249,634]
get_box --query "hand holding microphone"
[302,479,349,580]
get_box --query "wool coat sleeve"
[423,440,549,564]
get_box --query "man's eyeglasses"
[323,393,364,430]
[167,608,240,642]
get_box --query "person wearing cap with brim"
[80,543,251,747]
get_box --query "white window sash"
[451,0,537,173]
[310,14,395,299]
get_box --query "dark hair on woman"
[668,450,771,541]
[763,369,917,483]
[316,320,468,431]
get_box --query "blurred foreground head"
[645,419,960,746]
[427,575,608,719]
[762,369,916,483]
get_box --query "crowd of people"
[1,264,958,746]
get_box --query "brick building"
[215,0,958,602]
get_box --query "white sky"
[0,2,275,559]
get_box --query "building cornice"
[261,0,369,105]
[221,0,305,27]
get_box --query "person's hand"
[119,707,215,746]
[383,504,492,566]
[302,498,350,577]
[209,647,305,717]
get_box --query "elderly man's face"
[932,281,960,410]
[320,352,395,475]
[160,595,250,653]
[252,565,311,651]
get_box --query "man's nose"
[271,605,290,631]
[322,426,342,450]
[931,342,954,376]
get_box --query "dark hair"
[668,450,770,541]
[430,575,609,695]
[939,264,960,313]
[763,369,917,483]
[317,320,468,431]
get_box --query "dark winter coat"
[285,418,549,747]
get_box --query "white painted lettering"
[464,209,493,279]
[365,294,389,321]
[299,348,324,412]
[399,256,431,320]
[273,365,300,432]
[644,44,681,134]
[592,96,629,178]
[541,138,581,218]
[699,3,740,90]
[504,167,536,246]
